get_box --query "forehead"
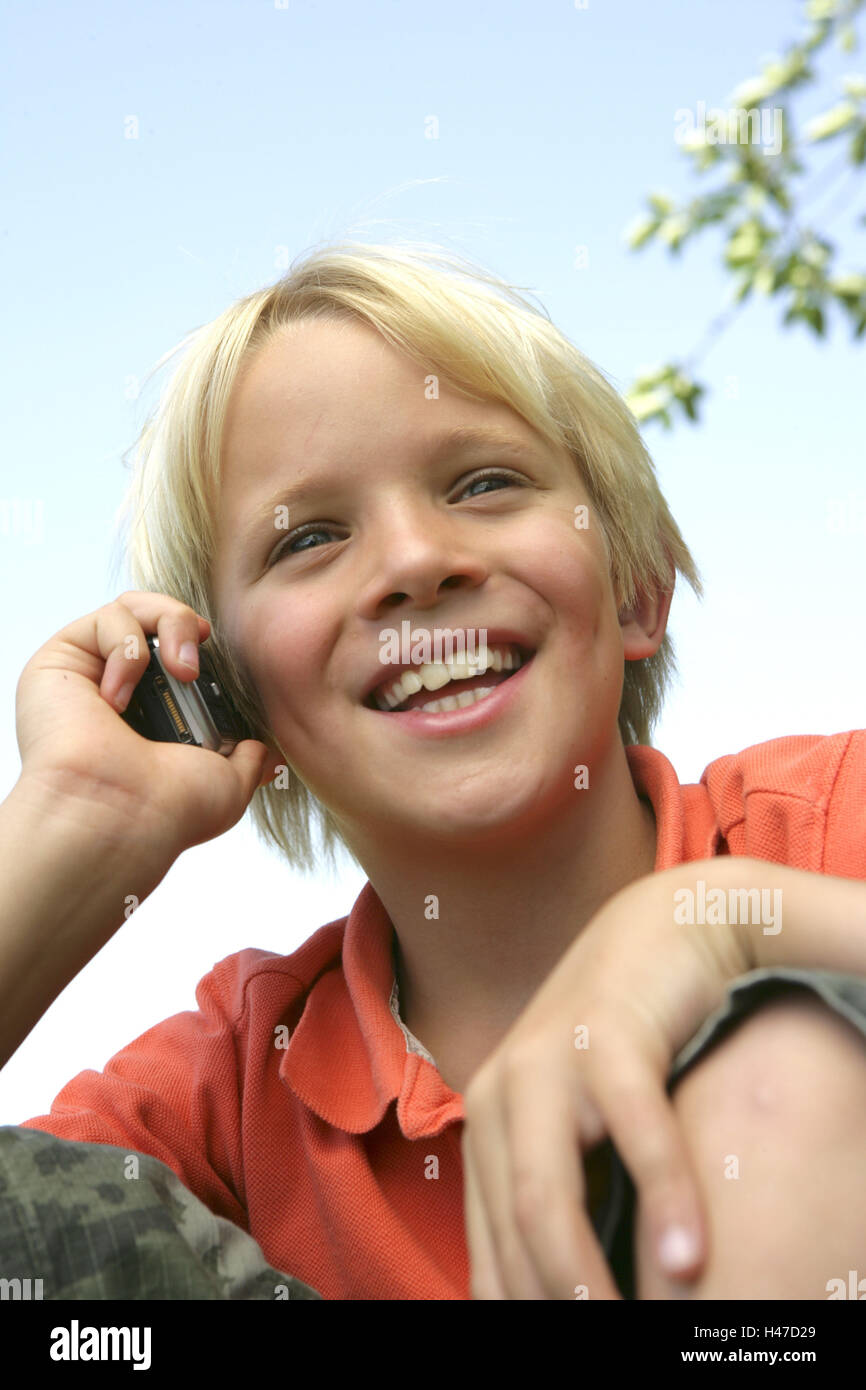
[218,316,555,502]
[225,316,408,435]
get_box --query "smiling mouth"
[365,642,533,714]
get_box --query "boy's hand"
[460,864,754,1299]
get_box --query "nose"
[354,500,489,620]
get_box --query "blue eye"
[269,525,338,565]
[458,469,524,498]
[267,469,525,568]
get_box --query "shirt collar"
[280,880,465,1139]
[282,745,703,1138]
[625,742,721,866]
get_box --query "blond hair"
[114,240,702,871]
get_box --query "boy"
[4,241,866,1300]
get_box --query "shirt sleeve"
[16,948,271,1228]
[699,729,866,878]
[823,730,866,879]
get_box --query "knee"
[633,989,866,1299]
[670,988,866,1143]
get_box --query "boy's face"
[211,316,662,848]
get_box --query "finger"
[111,592,212,694]
[226,739,271,799]
[53,594,208,711]
[110,589,212,650]
[589,1037,706,1283]
[254,742,286,789]
[501,1047,622,1300]
[461,1070,550,1299]
[462,1135,509,1300]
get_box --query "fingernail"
[179,641,199,673]
[114,682,134,712]
[658,1226,700,1275]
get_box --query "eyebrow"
[237,425,542,549]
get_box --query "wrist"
[0,777,178,1070]
[8,771,180,881]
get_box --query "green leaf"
[839,26,858,55]
[728,50,811,106]
[828,273,866,299]
[766,180,793,212]
[806,0,840,20]
[626,388,670,421]
[631,364,671,391]
[624,214,660,249]
[842,75,866,98]
[803,100,857,142]
[851,124,866,164]
[754,263,777,294]
[658,214,690,250]
[789,262,815,288]
[803,303,826,335]
[725,229,761,266]
[729,74,776,107]
[800,235,831,268]
[732,271,755,302]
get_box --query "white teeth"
[417,663,452,692]
[373,642,523,711]
[417,685,497,714]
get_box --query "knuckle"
[463,1065,495,1109]
[500,1042,541,1087]
[114,589,140,609]
[159,605,201,640]
[511,1169,548,1229]
[500,1233,533,1289]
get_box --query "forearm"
[0,777,174,1071]
[651,855,866,976]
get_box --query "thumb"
[225,739,275,794]
[248,740,286,790]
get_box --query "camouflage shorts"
[6,967,866,1303]
[0,1125,322,1300]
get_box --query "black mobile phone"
[120,635,253,755]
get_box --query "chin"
[403,790,557,846]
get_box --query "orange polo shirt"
[19,730,866,1299]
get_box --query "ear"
[618,567,675,661]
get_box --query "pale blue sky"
[1,0,864,1121]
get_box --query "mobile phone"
[120,635,253,755]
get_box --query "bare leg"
[633,991,866,1300]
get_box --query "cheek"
[514,517,613,621]
[239,596,335,717]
